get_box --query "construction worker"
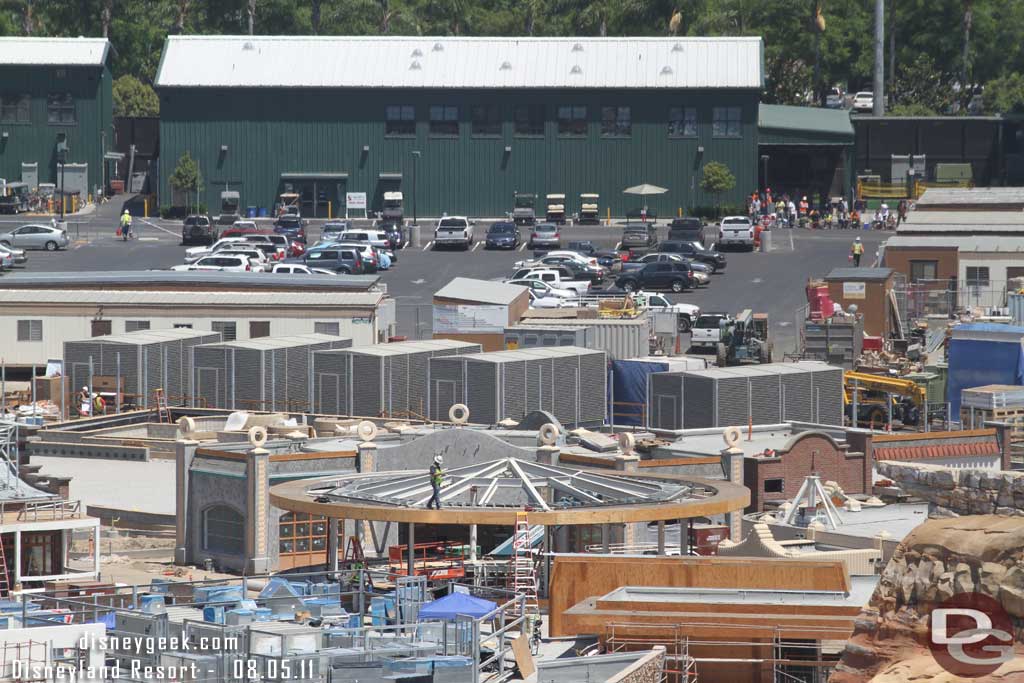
[119,209,133,240]
[427,454,444,510]
[798,196,809,217]
[851,236,864,266]
[78,386,91,417]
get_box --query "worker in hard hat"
[850,236,864,266]
[427,454,444,510]
[119,209,133,240]
[78,386,91,417]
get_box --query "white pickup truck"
[690,312,733,349]
[433,216,474,250]
[509,266,590,295]
[575,292,700,332]
[718,216,755,250]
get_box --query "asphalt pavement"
[0,209,890,356]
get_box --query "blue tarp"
[418,592,496,621]
[946,323,1024,415]
[611,359,669,426]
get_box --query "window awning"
[378,172,403,180]
[280,172,349,179]
[104,152,125,160]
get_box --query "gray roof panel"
[434,277,528,305]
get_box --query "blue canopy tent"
[946,323,1024,415]
[418,592,497,621]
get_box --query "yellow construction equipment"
[843,371,928,427]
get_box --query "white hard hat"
[123,209,130,214]
[82,386,88,391]
[855,236,861,241]
[433,454,443,464]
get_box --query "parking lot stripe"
[423,241,434,251]
[472,242,481,251]
[614,241,622,250]
[138,218,178,237]
[518,242,527,251]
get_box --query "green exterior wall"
[0,62,112,192]
[159,87,759,218]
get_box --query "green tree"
[112,75,159,117]
[888,102,938,116]
[169,151,203,212]
[892,54,955,115]
[982,72,1024,114]
[700,161,736,213]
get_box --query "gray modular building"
[647,361,843,430]
[192,334,352,411]
[517,316,649,359]
[311,339,481,419]
[64,328,222,407]
[803,317,864,369]
[428,346,607,427]
[504,325,589,350]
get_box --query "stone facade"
[876,460,1024,517]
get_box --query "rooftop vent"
[500,61,512,71]
[433,42,444,52]
[572,43,584,52]
[242,41,255,51]
[411,48,423,57]
[672,42,684,52]
[570,64,582,75]
[661,65,673,75]
[410,60,422,70]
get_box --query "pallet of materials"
[960,384,1024,439]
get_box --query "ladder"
[511,511,538,613]
[344,535,365,568]
[153,388,171,423]
[0,538,12,598]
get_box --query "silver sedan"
[0,242,27,265]
[0,224,70,251]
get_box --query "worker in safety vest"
[427,454,444,509]
[851,236,864,266]
[119,209,132,239]
[798,196,809,216]
[78,386,91,417]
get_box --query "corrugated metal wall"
[160,87,759,216]
[0,64,111,189]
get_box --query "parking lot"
[0,208,889,356]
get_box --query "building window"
[314,321,340,336]
[125,320,150,333]
[279,512,330,556]
[965,266,990,287]
[513,104,544,136]
[173,323,193,329]
[211,321,237,341]
[250,321,271,338]
[429,105,458,136]
[203,505,244,555]
[16,320,42,342]
[601,106,631,137]
[91,320,112,337]
[470,104,501,137]
[557,106,587,137]
[385,105,415,136]
[669,107,697,137]
[0,95,29,124]
[909,260,938,283]
[47,93,75,125]
[712,107,741,138]
[764,478,784,494]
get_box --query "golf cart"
[545,194,566,224]
[214,190,241,226]
[278,192,301,217]
[716,309,773,367]
[381,191,404,226]
[512,192,536,226]
[578,193,600,224]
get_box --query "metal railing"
[3,499,83,522]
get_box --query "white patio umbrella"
[623,184,668,221]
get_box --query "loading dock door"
[281,174,347,218]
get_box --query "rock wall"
[830,515,1024,683]
[876,461,1024,517]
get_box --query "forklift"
[716,310,773,367]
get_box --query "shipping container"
[428,346,607,427]
[312,339,481,418]
[517,316,649,359]
[647,361,844,430]
[504,325,589,350]
[64,328,222,408]
[192,334,351,411]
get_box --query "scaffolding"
[0,421,19,491]
[605,623,686,683]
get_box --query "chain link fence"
[892,279,1009,331]
[395,303,434,340]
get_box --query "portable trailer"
[192,334,351,411]
[64,328,222,409]
[312,339,481,419]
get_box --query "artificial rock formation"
[876,461,1024,517]
[829,515,1024,682]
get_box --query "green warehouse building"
[0,37,113,202]
[155,35,765,218]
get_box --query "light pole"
[760,155,770,194]
[410,150,421,225]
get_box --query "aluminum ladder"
[511,511,539,613]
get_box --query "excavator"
[843,371,929,427]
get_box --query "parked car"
[433,216,474,250]
[271,263,339,275]
[623,253,708,287]
[320,220,353,242]
[592,250,623,272]
[0,242,27,265]
[181,215,217,245]
[718,216,755,250]
[528,223,561,250]
[567,240,596,256]
[485,221,521,250]
[517,254,604,283]
[666,217,705,245]
[301,246,365,274]
[641,293,701,332]
[274,214,307,243]
[216,247,271,271]
[852,91,874,112]
[825,87,845,109]
[184,236,253,263]
[0,224,69,251]
[508,266,591,295]
[690,312,733,350]
[621,224,658,250]
[380,222,406,250]
[0,250,13,270]
[328,241,380,273]
[528,289,579,309]
[339,229,391,251]
[171,254,254,272]
[507,278,576,300]
[615,261,693,293]
[659,240,726,272]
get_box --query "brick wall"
[746,432,867,512]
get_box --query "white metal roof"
[916,187,1024,207]
[0,37,110,66]
[903,211,1024,225]
[0,289,383,307]
[435,277,527,305]
[156,36,764,89]
[75,328,219,345]
[884,235,1024,252]
[200,333,348,350]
